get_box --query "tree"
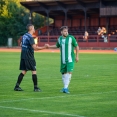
[0,0,47,46]
[33,13,45,29]
[0,0,28,45]
[0,0,5,14]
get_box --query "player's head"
[26,24,35,34]
[60,26,68,37]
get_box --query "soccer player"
[48,26,79,93]
[14,24,48,92]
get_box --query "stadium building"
[20,0,117,48]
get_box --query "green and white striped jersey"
[56,35,78,64]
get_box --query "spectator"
[97,27,102,35]
[98,27,108,43]
[83,31,89,41]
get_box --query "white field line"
[0,90,117,104]
[0,106,85,117]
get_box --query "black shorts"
[20,59,36,71]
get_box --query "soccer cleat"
[63,88,70,94]
[14,87,23,91]
[34,87,41,92]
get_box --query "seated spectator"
[97,27,106,36]
[100,27,108,43]
[83,31,89,41]
[97,27,102,35]
[111,32,115,35]
[101,27,107,35]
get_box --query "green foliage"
[0,0,45,46]
[33,13,45,29]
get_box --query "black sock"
[15,73,24,87]
[32,74,38,88]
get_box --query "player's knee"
[32,71,36,74]
[22,71,27,75]
[68,72,72,74]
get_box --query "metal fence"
[37,35,117,47]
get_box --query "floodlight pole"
[64,10,68,26]
[84,8,87,32]
[106,17,109,35]
[29,11,33,24]
[46,11,50,42]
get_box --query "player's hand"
[44,44,49,49]
[75,56,79,63]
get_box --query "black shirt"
[21,33,35,60]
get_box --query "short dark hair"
[60,26,68,31]
[26,24,34,30]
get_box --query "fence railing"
[37,35,117,47]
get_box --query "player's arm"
[75,46,79,62]
[72,36,79,62]
[48,38,60,49]
[20,42,22,47]
[32,44,47,51]
[48,45,57,49]
[29,37,47,50]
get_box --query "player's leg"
[62,73,66,86]
[63,72,72,93]
[61,72,67,92]
[32,70,41,92]
[14,59,27,91]
[60,64,67,92]
[64,72,72,88]
[29,59,41,92]
[63,62,74,93]
[65,72,72,87]
[14,70,27,91]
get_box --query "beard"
[63,33,68,37]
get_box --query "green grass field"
[0,52,117,117]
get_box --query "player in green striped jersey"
[48,26,79,93]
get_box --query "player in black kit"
[14,24,48,92]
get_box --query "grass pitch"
[0,52,117,117]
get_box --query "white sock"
[68,73,72,81]
[64,73,72,89]
[62,74,65,85]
